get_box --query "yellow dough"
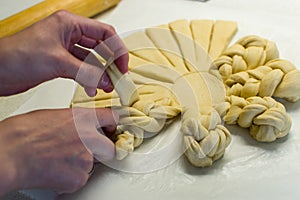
[71,19,237,167]
[224,96,291,142]
[71,20,300,167]
[209,20,238,60]
[71,19,299,167]
[214,35,300,103]
[169,19,198,72]
[190,19,214,53]
[214,35,300,142]
[123,31,171,66]
[145,25,188,74]
[71,19,300,167]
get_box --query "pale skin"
[0,10,128,196]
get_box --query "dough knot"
[182,107,231,167]
[224,95,291,142]
[113,84,182,160]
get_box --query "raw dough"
[214,35,300,142]
[224,95,291,142]
[209,20,238,61]
[71,19,236,167]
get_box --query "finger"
[69,13,128,74]
[60,51,113,94]
[75,36,129,75]
[102,35,129,73]
[77,36,99,49]
[84,86,97,97]
[71,44,102,65]
[55,11,128,74]
[83,74,112,97]
[101,125,117,138]
[115,53,129,74]
[94,36,129,74]
[70,45,90,61]
[94,41,114,62]
[70,45,117,89]
[95,108,119,128]
[73,15,117,42]
[69,36,100,61]
[72,108,117,161]
[102,83,114,93]
[84,133,115,162]
[97,71,112,92]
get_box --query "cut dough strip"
[190,19,214,71]
[146,25,188,74]
[169,19,197,72]
[123,31,172,67]
[209,20,238,61]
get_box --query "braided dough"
[213,35,300,142]
[72,20,299,168]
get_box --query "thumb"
[86,133,116,162]
[90,108,119,161]
[73,108,118,161]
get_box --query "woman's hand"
[0,10,128,97]
[0,107,117,196]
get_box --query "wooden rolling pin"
[0,0,120,38]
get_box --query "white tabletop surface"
[1,0,300,200]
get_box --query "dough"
[145,25,188,74]
[169,19,198,72]
[72,19,236,167]
[214,35,300,102]
[224,95,291,142]
[123,31,171,66]
[190,19,214,53]
[214,35,300,142]
[209,20,238,60]
[71,21,299,167]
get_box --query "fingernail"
[100,74,110,88]
[104,84,113,93]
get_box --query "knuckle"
[53,10,71,19]
[106,24,116,34]
[54,171,89,194]
[46,10,73,30]
[79,151,94,171]
[67,173,89,193]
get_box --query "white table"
[1,0,300,199]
